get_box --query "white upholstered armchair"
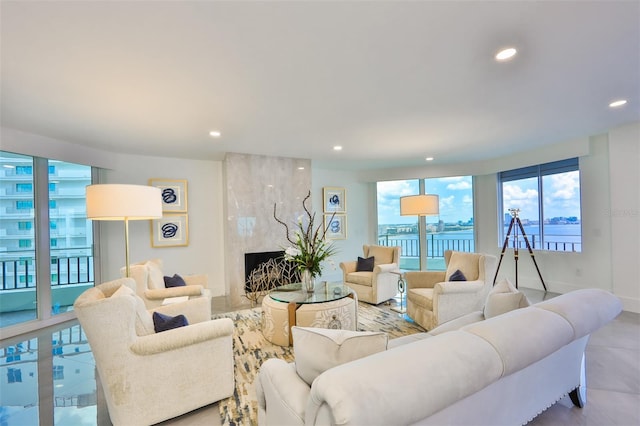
[339,245,401,305]
[73,277,234,426]
[405,250,497,330]
[124,258,211,309]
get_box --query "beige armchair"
[340,245,401,304]
[405,250,497,330]
[73,277,234,426]
[124,258,211,309]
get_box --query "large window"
[498,158,581,252]
[377,176,474,271]
[0,151,94,331]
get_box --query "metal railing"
[0,250,94,290]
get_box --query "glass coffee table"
[262,282,357,346]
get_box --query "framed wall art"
[323,187,346,213]
[149,179,188,213]
[151,214,189,247]
[324,214,347,239]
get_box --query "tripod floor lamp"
[86,184,162,277]
[395,194,440,313]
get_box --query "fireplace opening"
[244,250,300,294]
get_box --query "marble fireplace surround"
[224,153,312,305]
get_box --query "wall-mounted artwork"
[323,187,346,213]
[149,179,188,213]
[151,214,189,247]
[324,214,347,239]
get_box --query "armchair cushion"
[445,251,480,281]
[345,271,373,287]
[366,245,395,266]
[292,327,388,386]
[356,256,375,272]
[449,269,467,281]
[484,278,530,319]
[112,284,155,336]
[164,273,187,288]
[153,311,189,333]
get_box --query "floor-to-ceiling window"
[0,152,94,332]
[376,176,474,271]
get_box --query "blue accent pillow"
[164,273,186,288]
[356,256,375,272]
[449,269,467,281]
[152,311,189,333]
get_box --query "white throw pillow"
[292,326,388,386]
[484,278,530,319]
[145,259,165,290]
[111,284,155,335]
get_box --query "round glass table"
[263,282,357,346]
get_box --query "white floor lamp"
[86,184,162,277]
[396,194,440,312]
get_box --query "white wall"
[98,153,227,297]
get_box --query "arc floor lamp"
[86,184,162,277]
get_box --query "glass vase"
[302,269,316,293]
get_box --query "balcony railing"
[0,250,94,291]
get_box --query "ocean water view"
[379,223,582,270]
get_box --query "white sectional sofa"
[256,288,622,425]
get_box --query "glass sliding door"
[0,153,37,327]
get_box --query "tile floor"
[0,289,638,425]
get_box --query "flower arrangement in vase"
[274,191,337,292]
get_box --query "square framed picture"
[323,187,346,213]
[151,214,189,247]
[149,179,188,213]
[324,214,347,239]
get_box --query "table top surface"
[268,282,353,304]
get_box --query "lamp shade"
[86,184,162,220]
[400,194,439,216]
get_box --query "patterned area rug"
[212,302,425,425]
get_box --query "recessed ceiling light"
[333,146,342,151]
[495,47,517,61]
[609,99,627,108]
[297,166,305,170]
[425,157,434,161]
[209,130,221,138]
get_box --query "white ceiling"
[1,1,639,170]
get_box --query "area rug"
[212,302,425,426]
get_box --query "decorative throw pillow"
[449,269,467,281]
[356,256,375,272]
[111,283,155,335]
[146,259,165,289]
[152,311,189,333]
[484,278,531,319]
[164,273,187,288]
[292,326,388,386]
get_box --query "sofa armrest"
[183,273,208,287]
[144,285,203,300]
[130,318,233,356]
[405,271,445,289]
[339,261,357,274]
[257,358,310,426]
[151,296,212,324]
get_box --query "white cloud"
[446,181,472,190]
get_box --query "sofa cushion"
[164,273,187,288]
[292,326,388,386]
[445,252,480,281]
[345,271,373,287]
[407,287,434,310]
[484,278,530,319]
[111,284,155,336]
[366,245,394,266]
[449,269,467,281]
[152,311,189,333]
[356,256,375,272]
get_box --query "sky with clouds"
[377,172,581,225]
